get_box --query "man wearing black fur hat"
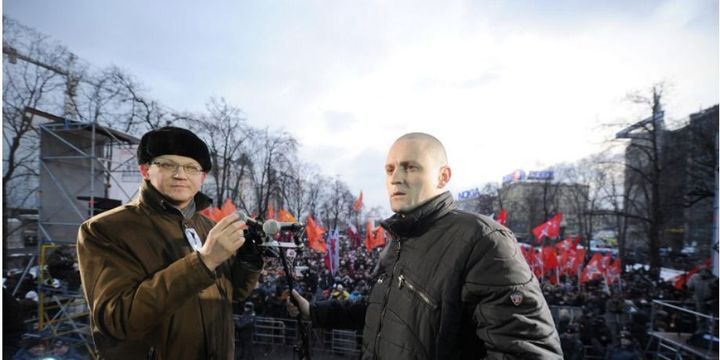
[77,126,263,360]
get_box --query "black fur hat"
[137,126,212,171]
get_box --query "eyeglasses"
[151,160,204,175]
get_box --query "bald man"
[290,133,562,359]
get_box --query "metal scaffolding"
[30,107,139,358]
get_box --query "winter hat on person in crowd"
[137,126,212,172]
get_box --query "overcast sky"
[4,0,718,216]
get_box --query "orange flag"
[267,203,275,220]
[306,216,327,253]
[200,198,237,222]
[353,191,364,212]
[365,220,386,250]
[365,220,374,247]
[279,209,297,222]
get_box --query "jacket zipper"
[374,238,403,358]
[398,274,438,309]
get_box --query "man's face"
[385,139,448,213]
[140,154,207,208]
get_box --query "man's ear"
[139,164,151,180]
[437,166,451,189]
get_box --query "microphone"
[262,219,305,236]
[237,212,304,235]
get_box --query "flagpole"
[556,267,559,285]
[577,265,582,292]
[355,211,360,249]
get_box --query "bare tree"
[277,159,322,221]
[184,98,252,207]
[3,17,73,264]
[245,128,298,217]
[320,177,354,230]
[615,84,667,278]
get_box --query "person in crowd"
[331,284,350,300]
[687,266,718,340]
[77,126,263,359]
[235,301,256,360]
[604,330,642,360]
[559,325,583,360]
[289,132,562,359]
[604,291,629,344]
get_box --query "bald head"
[394,132,448,168]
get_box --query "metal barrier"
[330,329,361,355]
[249,316,362,356]
[645,300,718,360]
[252,317,287,346]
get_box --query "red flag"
[560,248,586,277]
[532,248,544,279]
[267,203,276,220]
[542,247,559,274]
[554,236,579,255]
[306,216,327,253]
[532,213,563,243]
[365,220,386,250]
[601,253,613,272]
[674,268,700,290]
[605,258,622,286]
[580,253,605,284]
[571,249,587,276]
[673,257,713,289]
[497,209,508,226]
[353,191,364,212]
[520,245,536,272]
[372,227,386,249]
[365,220,373,247]
[346,220,361,247]
[542,246,559,284]
[200,198,238,222]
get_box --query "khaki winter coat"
[77,181,261,360]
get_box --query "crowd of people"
[243,233,718,360]
[3,236,717,359]
[3,231,717,359]
[242,235,381,318]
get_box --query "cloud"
[323,111,358,133]
[5,0,717,215]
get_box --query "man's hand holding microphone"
[198,213,248,271]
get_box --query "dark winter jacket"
[77,181,262,360]
[311,191,562,359]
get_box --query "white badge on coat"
[185,227,203,251]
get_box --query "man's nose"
[173,166,189,178]
[389,169,403,184]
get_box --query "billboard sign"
[503,169,553,183]
[458,187,480,200]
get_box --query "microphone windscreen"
[262,219,281,235]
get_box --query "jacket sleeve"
[77,220,216,341]
[230,241,264,301]
[461,228,563,359]
[310,300,367,330]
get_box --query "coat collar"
[138,180,212,214]
[381,191,455,238]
